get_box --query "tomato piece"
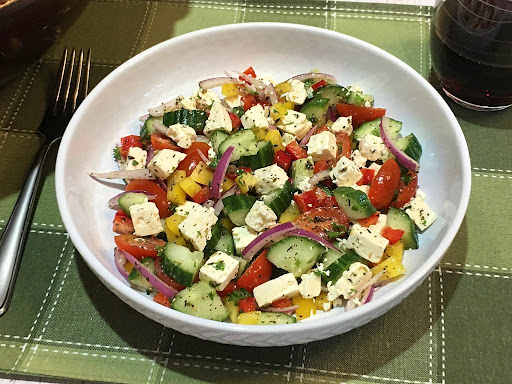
[294,188,328,213]
[177,152,202,176]
[184,142,210,158]
[153,292,170,308]
[368,159,401,210]
[238,297,257,313]
[311,80,327,91]
[285,141,308,160]
[335,132,352,159]
[241,66,257,79]
[391,171,418,208]
[236,251,272,292]
[150,133,181,151]
[192,186,211,204]
[229,112,241,130]
[294,207,349,240]
[381,227,405,244]
[125,179,170,217]
[120,135,143,158]
[238,166,252,173]
[357,168,375,186]
[272,298,293,308]
[274,150,293,172]
[115,235,165,260]
[336,103,386,128]
[113,210,134,234]
[154,258,187,291]
[357,212,380,227]
[241,94,258,111]
[314,159,328,174]
[324,196,338,209]
[217,281,236,297]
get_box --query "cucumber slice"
[257,312,297,325]
[232,106,244,118]
[171,281,228,321]
[140,116,163,143]
[333,187,377,220]
[320,249,363,283]
[237,141,275,169]
[204,220,224,257]
[231,255,249,278]
[312,84,349,106]
[396,133,422,162]
[163,109,208,133]
[299,96,330,126]
[222,194,257,226]
[210,130,229,153]
[215,231,236,255]
[347,91,374,107]
[291,157,314,188]
[218,129,259,162]
[263,181,294,217]
[118,193,148,216]
[128,257,155,291]
[387,208,418,250]
[161,243,204,286]
[354,118,402,141]
[267,236,326,277]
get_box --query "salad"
[91,67,437,325]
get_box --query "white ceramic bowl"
[56,23,471,347]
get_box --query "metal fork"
[0,48,91,316]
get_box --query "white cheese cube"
[277,110,312,140]
[125,147,147,170]
[208,146,216,161]
[307,131,337,161]
[326,262,370,301]
[241,104,269,129]
[166,123,197,149]
[256,73,276,86]
[368,162,382,174]
[129,202,163,236]
[178,205,218,251]
[179,96,197,110]
[348,84,364,93]
[193,88,220,109]
[329,156,363,187]
[147,149,187,179]
[253,273,300,307]
[358,135,389,161]
[296,177,313,192]
[245,201,277,232]
[224,94,242,109]
[415,189,426,199]
[175,201,201,217]
[204,101,232,136]
[346,223,389,263]
[253,164,289,194]
[199,251,239,291]
[405,196,437,231]
[281,133,297,147]
[330,116,353,135]
[232,226,259,255]
[285,80,307,105]
[350,184,370,195]
[299,272,321,299]
[351,149,367,169]
[369,214,387,235]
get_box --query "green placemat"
[1,1,511,383]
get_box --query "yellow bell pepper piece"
[238,311,261,325]
[167,170,187,205]
[275,81,292,96]
[223,297,239,324]
[265,130,285,152]
[164,228,187,246]
[165,214,185,236]
[252,127,268,141]
[371,256,406,281]
[384,241,404,262]
[221,217,235,233]
[190,161,214,186]
[269,103,288,121]
[314,292,332,311]
[236,172,258,194]
[179,177,202,197]
[292,296,317,320]
[221,83,239,97]
[124,261,134,274]
[282,101,295,110]
[279,202,301,223]
[221,177,235,192]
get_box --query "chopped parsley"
[214,260,225,271]
[207,291,215,300]
[132,160,139,166]
[113,147,122,161]
[228,288,252,305]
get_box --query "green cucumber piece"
[299,96,330,126]
[171,281,228,321]
[387,208,418,250]
[354,117,402,141]
[222,194,257,226]
[333,187,376,220]
[396,133,422,162]
[263,181,294,217]
[128,257,155,291]
[204,220,224,257]
[346,91,374,107]
[312,84,349,106]
[210,130,229,153]
[267,236,326,277]
[291,157,315,189]
[161,243,204,286]
[257,312,297,325]
[218,129,259,162]
[140,116,163,143]
[237,140,275,169]
[118,193,148,216]
[163,109,208,133]
[231,255,249,278]
[215,231,236,255]
[320,249,363,283]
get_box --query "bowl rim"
[56,22,471,336]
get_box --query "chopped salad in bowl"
[91,67,437,325]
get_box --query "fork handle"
[0,142,51,316]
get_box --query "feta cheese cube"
[204,101,232,136]
[253,273,300,307]
[178,205,218,251]
[193,88,220,109]
[148,149,187,179]
[369,214,387,235]
[199,251,239,291]
[330,116,353,135]
[348,84,364,93]
[329,156,363,187]
[232,226,259,255]
[405,196,437,231]
[281,133,297,147]
[253,164,289,194]
[326,262,370,301]
[245,201,277,232]
[415,189,426,199]
[346,224,389,263]
[307,131,337,161]
[241,104,269,129]
[351,149,367,168]
[350,184,370,195]
[256,73,276,86]
[166,123,197,149]
[129,202,163,236]
[368,162,381,174]
[358,135,389,161]
[208,146,216,161]
[125,147,147,170]
[278,110,312,140]
[224,94,242,109]
[175,201,201,216]
[284,80,307,105]
[299,272,321,299]
[179,96,197,110]
[296,177,313,192]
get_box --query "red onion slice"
[289,228,340,252]
[90,169,156,180]
[210,146,234,199]
[148,97,179,117]
[197,149,210,165]
[114,248,129,280]
[139,113,150,122]
[299,124,318,146]
[241,222,297,260]
[152,120,169,135]
[380,116,419,172]
[108,190,157,210]
[199,77,239,90]
[326,106,338,122]
[146,145,154,166]
[265,83,279,105]
[237,72,266,90]
[195,135,210,143]
[156,179,167,192]
[362,285,375,304]
[118,248,179,299]
[260,305,299,315]
[308,170,330,187]
[287,73,337,83]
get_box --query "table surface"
[0,1,511,383]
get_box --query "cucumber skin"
[237,141,275,169]
[263,181,294,217]
[387,208,418,250]
[321,250,362,284]
[171,281,228,321]
[163,110,208,133]
[222,194,257,226]
[257,312,297,325]
[161,243,204,287]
